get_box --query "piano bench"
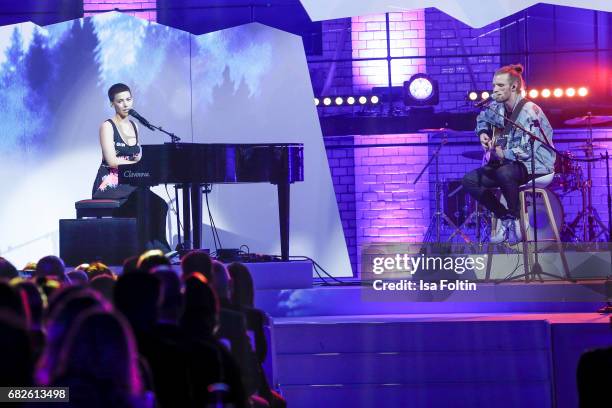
[75,199,126,219]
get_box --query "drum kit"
[424,114,612,244]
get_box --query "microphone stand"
[480,101,572,282]
[413,135,464,243]
[129,109,182,144]
[148,123,185,252]
[134,117,185,254]
[146,123,181,144]
[413,136,446,243]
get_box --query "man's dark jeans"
[461,159,531,220]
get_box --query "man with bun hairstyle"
[462,64,556,243]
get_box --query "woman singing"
[92,83,171,252]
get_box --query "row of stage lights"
[319,87,589,107]
[316,83,589,107]
[468,87,589,102]
[315,95,380,107]
[316,75,439,108]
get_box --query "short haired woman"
[92,83,170,252]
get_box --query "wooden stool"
[485,174,570,281]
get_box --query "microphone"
[128,109,155,131]
[475,96,493,108]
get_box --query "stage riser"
[243,261,313,290]
[279,383,552,408]
[271,318,610,408]
[274,321,549,353]
[274,320,553,407]
[277,351,549,384]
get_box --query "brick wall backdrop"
[425,9,501,112]
[353,133,431,275]
[311,11,427,116]
[351,12,426,91]
[308,19,353,96]
[312,9,501,114]
[83,0,157,21]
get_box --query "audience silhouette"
[0,251,283,408]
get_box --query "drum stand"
[446,184,487,247]
[567,115,609,242]
[414,137,463,243]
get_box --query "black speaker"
[59,218,138,266]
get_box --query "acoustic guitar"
[481,126,506,167]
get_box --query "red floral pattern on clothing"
[97,167,119,191]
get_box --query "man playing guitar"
[461,64,556,243]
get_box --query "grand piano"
[118,142,304,260]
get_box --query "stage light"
[403,74,439,106]
[494,85,590,101]
[467,91,493,102]
[409,76,433,99]
[316,95,381,108]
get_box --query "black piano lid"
[118,142,304,185]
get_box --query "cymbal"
[461,151,484,160]
[564,115,612,126]
[569,143,607,152]
[418,128,458,133]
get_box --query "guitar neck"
[491,127,502,144]
[482,127,504,165]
